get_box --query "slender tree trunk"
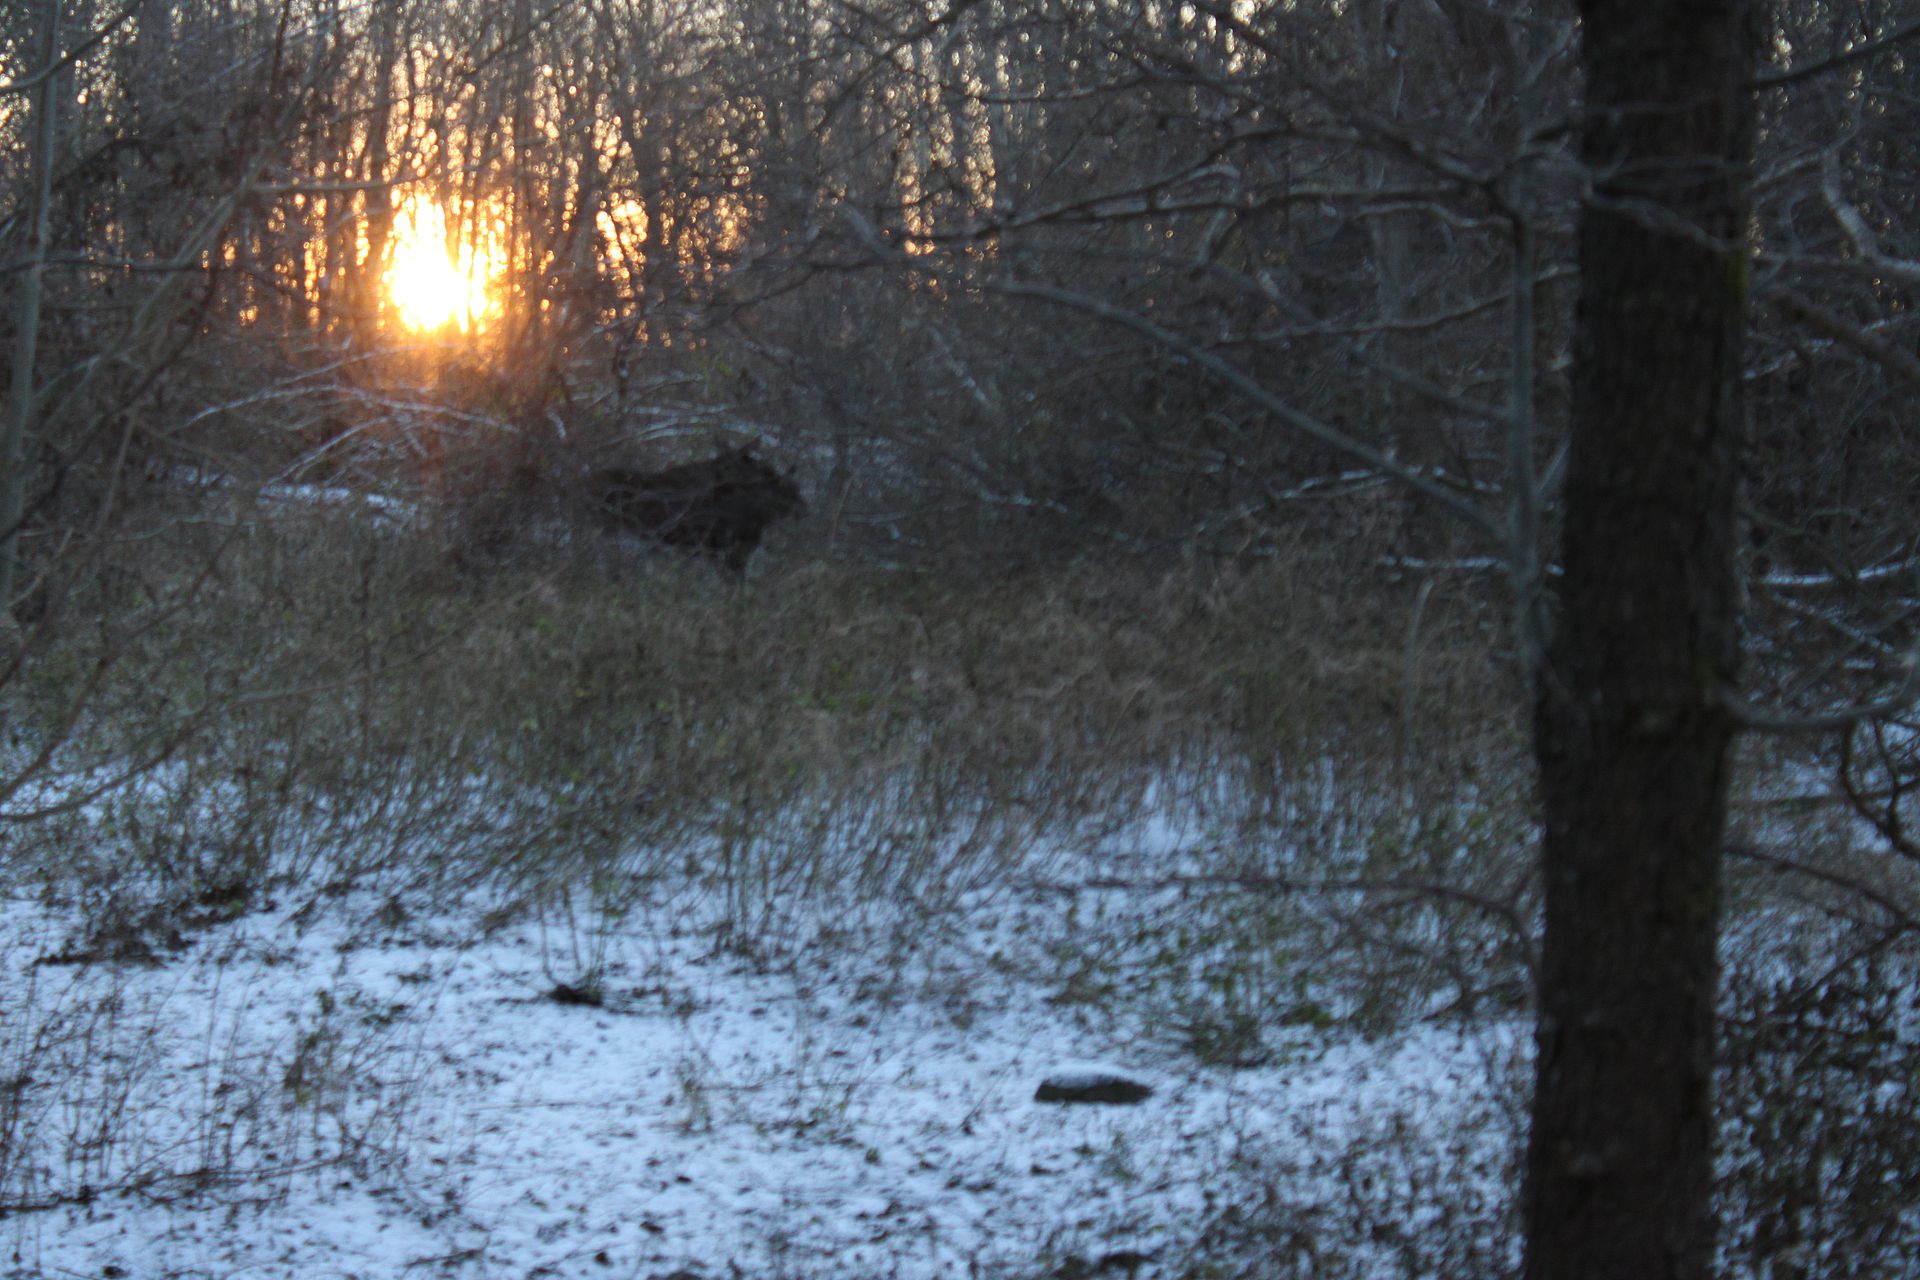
[2,1,60,623]
[1524,4,1753,1278]
[354,1,400,342]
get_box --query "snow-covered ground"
[0,800,1525,1279]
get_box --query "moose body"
[591,445,804,571]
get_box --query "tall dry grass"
[6,484,1521,931]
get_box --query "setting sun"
[387,195,496,331]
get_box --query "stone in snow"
[1033,1063,1154,1105]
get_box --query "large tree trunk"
[1525,3,1753,1279]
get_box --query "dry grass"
[4,482,1523,951]
[15,472,1920,1275]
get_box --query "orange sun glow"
[387,196,497,332]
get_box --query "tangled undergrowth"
[5,492,1919,1277]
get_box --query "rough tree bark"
[1525,3,1753,1278]
[1,0,59,623]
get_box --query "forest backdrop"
[7,2,1920,1277]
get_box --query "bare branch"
[0,0,143,97]
[1723,645,1920,734]
[988,277,1506,543]
[1774,290,1920,390]
[1818,149,1920,285]
[1753,15,1920,89]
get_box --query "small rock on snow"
[1033,1063,1154,1105]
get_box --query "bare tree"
[1,0,61,621]
[0,0,340,813]
[1525,2,1754,1276]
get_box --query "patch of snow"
[0,796,1524,1279]
[1036,1062,1151,1091]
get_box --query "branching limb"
[0,0,142,97]
[985,277,1507,543]
[1723,645,1920,734]
[1817,149,1920,285]
[1753,15,1920,89]
[1773,290,1920,390]
[837,198,1505,543]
